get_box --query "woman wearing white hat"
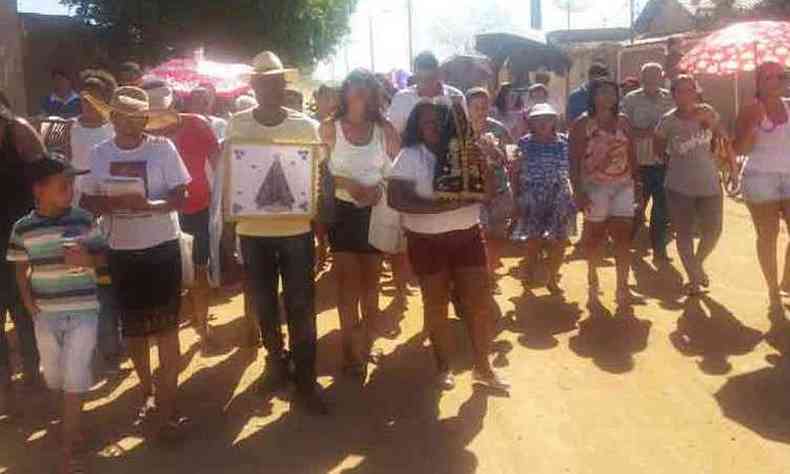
[512,103,575,294]
[80,86,191,439]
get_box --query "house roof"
[547,28,633,45]
[634,0,763,33]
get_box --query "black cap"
[27,153,89,185]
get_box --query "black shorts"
[179,208,210,266]
[328,199,380,254]
[108,240,182,338]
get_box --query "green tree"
[61,0,358,69]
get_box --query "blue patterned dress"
[511,133,576,242]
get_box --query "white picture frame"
[228,140,323,219]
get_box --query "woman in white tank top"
[318,69,400,379]
[735,61,790,311]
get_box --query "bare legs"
[335,252,383,371]
[60,392,83,471]
[390,253,412,307]
[126,326,181,430]
[417,266,496,376]
[524,238,567,293]
[746,199,790,308]
[188,265,214,352]
[585,218,635,304]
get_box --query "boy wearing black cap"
[7,154,103,472]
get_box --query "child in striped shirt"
[7,153,103,473]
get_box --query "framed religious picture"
[227,140,324,219]
[433,101,487,201]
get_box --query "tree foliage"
[60,0,358,69]
[704,0,790,26]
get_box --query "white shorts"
[584,181,635,223]
[34,313,98,394]
[742,170,790,204]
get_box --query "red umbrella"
[144,57,253,99]
[680,21,790,75]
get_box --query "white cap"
[528,103,558,119]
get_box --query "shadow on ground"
[669,295,763,375]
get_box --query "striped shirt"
[7,208,101,316]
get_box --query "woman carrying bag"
[319,69,400,381]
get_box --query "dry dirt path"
[1,198,790,473]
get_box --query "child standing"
[511,104,575,294]
[7,153,102,474]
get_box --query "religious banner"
[227,141,323,219]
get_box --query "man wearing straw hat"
[223,51,327,415]
[80,86,192,438]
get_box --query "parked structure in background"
[0,0,26,113]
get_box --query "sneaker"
[438,371,456,391]
[295,385,329,416]
[472,369,510,392]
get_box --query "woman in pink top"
[735,61,790,314]
[570,80,638,306]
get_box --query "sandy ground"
[2,197,790,474]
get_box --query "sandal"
[342,363,368,383]
[547,278,564,296]
[134,394,157,427]
[157,414,190,443]
[683,283,703,297]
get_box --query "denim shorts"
[741,170,790,204]
[583,181,635,223]
[34,312,98,393]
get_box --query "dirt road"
[2,198,790,473]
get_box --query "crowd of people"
[0,47,788,473]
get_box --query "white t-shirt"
[85,135,191,250]
[70,121,115,204]
[387,84,466,134]
[70,121,115,170]
[388,145,480,235]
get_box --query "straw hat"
[243,51,299,83]
[82,86,180,132]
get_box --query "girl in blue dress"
[511,104,576,294]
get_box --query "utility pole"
[407,0,414,71]
[369,14,375,72]
[630,0,635,44]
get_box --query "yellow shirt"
[224,108,320,237]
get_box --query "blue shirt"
[41,92,81,119]
[566,82,590,124]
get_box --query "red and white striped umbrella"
[680,21,790,75]
[144,57,253,99]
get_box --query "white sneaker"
[438,371,456,391]
[472,369,510,392]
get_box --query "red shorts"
[406,226,487,276]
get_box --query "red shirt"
[172,114,219,214]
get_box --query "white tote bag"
[179,231,196,289]
[368,186,402,254]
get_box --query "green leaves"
[60,0,358,69]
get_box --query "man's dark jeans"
[639,165,669,258]
[240,232,316,390]
[0,269,39,385]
